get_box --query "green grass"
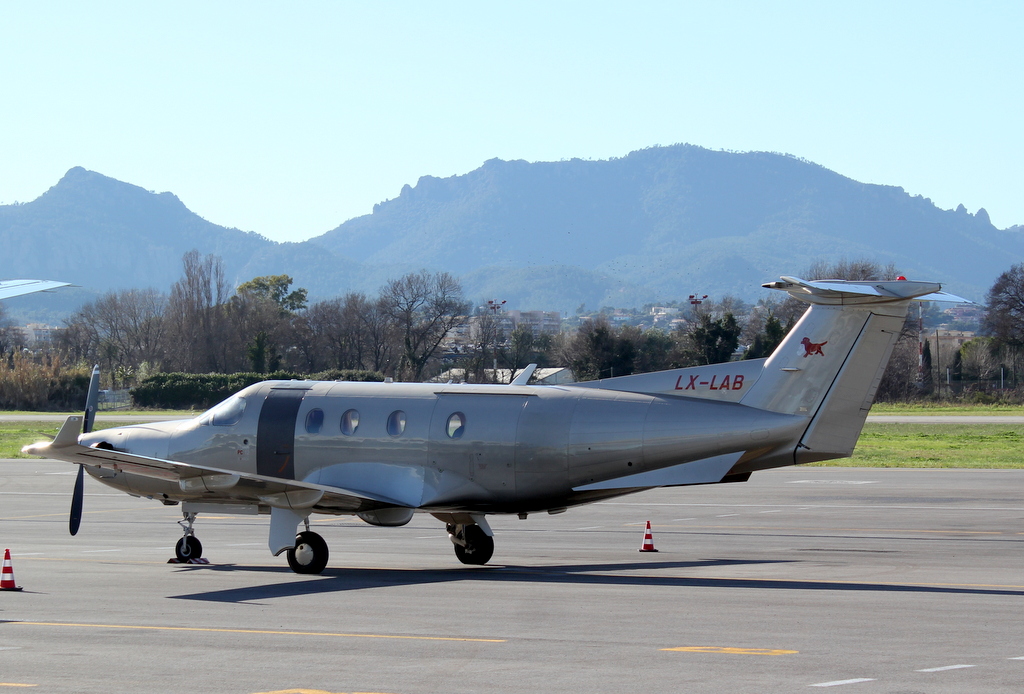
[812,422,1024,468]
[0,420,157,459]
[0,409,195,417]
[870,402,1024,415]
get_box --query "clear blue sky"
[2,2,1020,243]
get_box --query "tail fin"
[741,277,964,463]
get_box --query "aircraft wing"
[23,416,411,513]
[0,279,72,300]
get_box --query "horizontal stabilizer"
[763,277,969,305]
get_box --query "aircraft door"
[257,388,306,480]
[430,394,525,500]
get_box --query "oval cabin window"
[387,410,406,437]
[446,412,466,439]
[340,409,360,436]
[305,408,324,434]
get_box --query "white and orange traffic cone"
[638,521,658,553]
[1,549,23,591]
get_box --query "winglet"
[510,364,538,386]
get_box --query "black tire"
[175,535,203,562]
[287,531,329,574]
[454,524,494,565]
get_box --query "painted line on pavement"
[662,646,797,655]
[917,664,975,672]
[808,678,875,687]
[3,621,506,643]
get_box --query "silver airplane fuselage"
[82,379,805,515]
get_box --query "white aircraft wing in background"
[0,279,72,300]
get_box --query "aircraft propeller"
[70,365,100,536]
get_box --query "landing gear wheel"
[175,535,203,562]
[287,531,329,574]
[454,524,494,565]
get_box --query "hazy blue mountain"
[314,145,1020,309]
[3,146,1021,323]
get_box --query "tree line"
[3,253,1024,409]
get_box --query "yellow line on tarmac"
[8,621,505,643]
[0,684,37,688]
[662,646,798,655]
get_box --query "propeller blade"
[82,364,100,434]
[70,464,85,536]
[71,364,100,535]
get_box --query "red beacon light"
[896,276,907,281]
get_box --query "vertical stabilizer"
[741,277,946,463]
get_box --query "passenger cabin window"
[446,412,466,439]
[387,410,406,437]
[341,409,360,436]
[198,396,246,427]
[305,408,324,434]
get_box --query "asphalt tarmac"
[1,460,1022,693]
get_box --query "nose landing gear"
[174,511,204,562]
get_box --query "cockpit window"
[198,396,246,427]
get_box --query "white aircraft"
[23,276,966,574]
[0,279,71,301]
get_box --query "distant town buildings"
[505,310,561,337]
[14,323,57,346]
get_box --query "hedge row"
[130,369,385,410]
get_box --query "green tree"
[683,312,742,365]
[236,274,308,313]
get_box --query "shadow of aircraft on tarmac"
[166,557,1024,604]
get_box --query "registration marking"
[808,678,875,687]
[917,664,975,672]
[662,646,798,655]
[4,621,505,643]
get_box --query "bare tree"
[164,251,230,372]
[68,288,167,378]
[381,271,469,381]
[985,264,1024,347]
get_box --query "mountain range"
[1,144,1018,323]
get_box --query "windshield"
[197,395,246,427]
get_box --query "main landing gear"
[175,511,204,562]
[447,523,494,565]
[287,530,329,574]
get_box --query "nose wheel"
[175,511,204,562]
[175,535,203,561]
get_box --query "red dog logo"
[800,337,827,357]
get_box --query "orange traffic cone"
[638,521,658,553]
[1,548,23,591]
